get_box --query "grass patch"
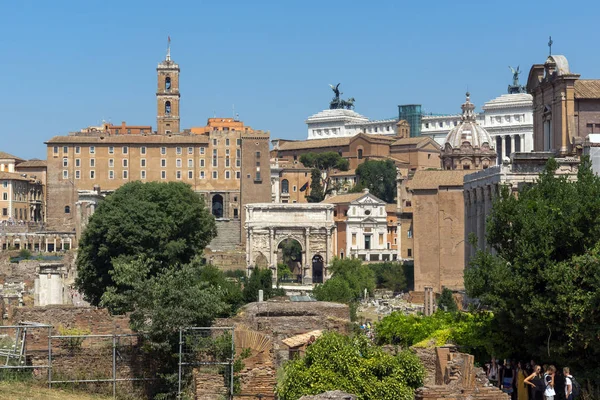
[0,381,113,400]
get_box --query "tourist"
[563,367,573,400]
[516,361,529,400]
[501,359,515,395]
[488,358,500,387]
[524,365,544,400]
[544,365,556,400]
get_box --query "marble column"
[268,228,274,267]
[510,135,515,157]
[304,227,311,284]
[247,228,253,276]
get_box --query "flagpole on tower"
[166,35,171,61]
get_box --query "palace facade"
[43,44,271,248]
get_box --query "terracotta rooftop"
[276,133,399,152]
[322,192,366,204]
[45,134,210,144]
[385,203,398,213]
[391,136,433,146]
[409,170,472,190]
[276,137,351,151]
[574,80,600,99]
[282,330,323,348]
[330,168,356,177]
[0,151,24,161]
[0,171,33,182]
[386,155,410,164]
[17,159,47,168]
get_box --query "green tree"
[279,238,302,267]
[75,181,216,308]
[350,159,397,203]
[437,288,458,313]
[465,157,600,377]
[300,152,349,201]
[243,268,285,303]
[306,168,325,203]
[277,263,293,280]
[313,258,376,320]
[369,262,410,293]
[100,258,237,398]
[277,332,425,400]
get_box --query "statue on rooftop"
[509,66,521,86]
[508,66,526,94]
[329,83,342,100]
[329,83,355,110]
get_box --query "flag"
[168,35,171,43]
[300,182,309,192]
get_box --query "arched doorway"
[212,194,224,218]
[277,238,302,283]
[312,254,324,284]
[254,253,268,269]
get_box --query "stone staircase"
[207,220,241,252]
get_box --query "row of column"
[247,226,334,283]
[0,235,74,252]
[496,134,525,163]
[464,184,496,264]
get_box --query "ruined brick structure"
[414,346,509,400]
[212,299,351,398]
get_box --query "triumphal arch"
[245,203,335,284]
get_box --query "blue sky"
[1,0,599,159]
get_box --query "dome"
[443,93,494,149]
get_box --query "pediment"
[352,193,384,205]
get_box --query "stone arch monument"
[245,203,335,284]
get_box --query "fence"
[0,324,244,399]
[49,333,151,398]
[0,323,51,375]
[0,324,154,398]
[178,326,234,399]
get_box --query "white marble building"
[306,109,398,140]
[421,92,533,163]
[324,190,397,262]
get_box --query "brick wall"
[414,346,509,400]
[212,300,351,397]
[11,306,132,350]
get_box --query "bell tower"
[156,37,180,134]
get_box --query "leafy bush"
[277,332,425,400]
[18,249,32,260]
[313,258,375,321]
[375,311,495,360]
[57,326,91,353]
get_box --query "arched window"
[64,205,70,214]
[357,148,363,160]
[165,101,171,115]
[281,179,289,194]
[165,77,171,90]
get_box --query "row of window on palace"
[61,157,242,169]
[2,191,42,202]
[52,140,243,156]
[61,169,242,180]
[2,207,28,219]
[349,233,395,248]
